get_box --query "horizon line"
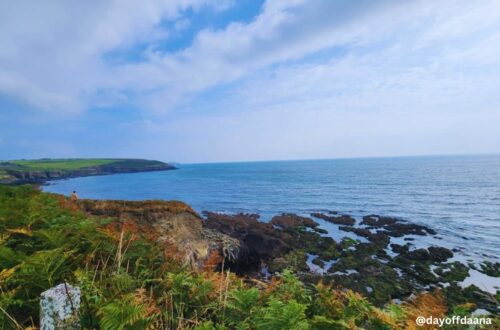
[181,152,500,166]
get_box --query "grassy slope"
[6,158,171,171]
[0,185,495,329]
[10,159,116,170]
[0,159,172,184]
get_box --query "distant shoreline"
[0,158,177,185]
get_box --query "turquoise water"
[44,155,500,260]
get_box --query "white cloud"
[2,0,499,116]
[0,0,221,113]
[1,0,500,161]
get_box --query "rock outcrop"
[40,283,80,330]
[311,213,356,226]
[77,199,240,270]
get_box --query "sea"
[44,155,500,268]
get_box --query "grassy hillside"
[0,185,495,329]
[9,159,116,170]
[0,158,175,184]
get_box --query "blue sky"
[1,0,499,163]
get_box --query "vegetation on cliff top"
[0,186,496,329]
[0,158,175,184]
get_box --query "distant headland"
[0,158,176,185]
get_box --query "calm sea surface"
[44,155,500,261]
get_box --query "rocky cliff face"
[0,159,176,185]
[77,199,241,270]
[75,198,498,312]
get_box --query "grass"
[10,159,117,171]
[0,158,170,173]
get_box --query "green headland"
[0,158,176,184]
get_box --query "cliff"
[76,198,242,270]
[0,158,176,184]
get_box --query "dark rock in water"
[361,215,436,237]
[312,257,325,268]
[203,211,341,273]
[384,222,436,237]
[404,237,415,241]
[270,213,318,229]
[339,226,371,238]
[339,226,390,247]
[404,248,430,261]
[428,246,453,262]
[328,210,339,215]
[314,228,328,234]
[479,261,500,277]
[391,244,409,254]
[361,215,398,227]
[311,212,356,226]
[434,262,469,282]
[397,246,453,263]
[370,232,390,246]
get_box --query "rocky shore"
[77,198,500,314]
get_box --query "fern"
[97,294,155,330]
[252,298,309,330]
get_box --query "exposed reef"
[74,199,499,313]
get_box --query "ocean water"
[44,155,500,262]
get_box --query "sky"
[0,0,499,163]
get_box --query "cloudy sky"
[1,0,499,163]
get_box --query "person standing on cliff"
[70,191,79,201]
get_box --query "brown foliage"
[202,250,223,273]
[404,290,447,330]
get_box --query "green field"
[10,158,116,170]
[0,158,173,184]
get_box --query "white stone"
[40,283,81,330]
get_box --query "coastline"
[0,185,498,328]
[0,158,177,185]
[64,191,500,312]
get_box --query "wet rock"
[314,228,328,234]
[40,283,80,330]
[383,222,436,237]
[340,237,358,249]
[339,227,390,247]
[428,246,453,262]
[479,261,500,277]
[391,244,409,254]
[311,213,356,226]
[203,212,290,273]
[403,248,431,261]
[270,213,318,229]
[312,257,325,268]
[361,215,398,227]
[434,262,469,282]
[339,226,371,238]
[361,215,436,237]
